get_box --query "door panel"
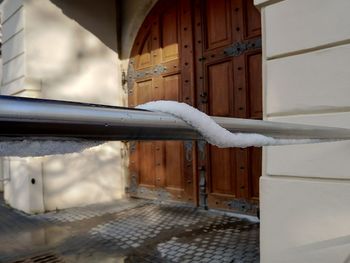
[250,147,261,199]
[209,147,235,195]
[208,60,234,116]
[244,0,261,38]
[205,0,232,50]
[128,0,195,203]
[247,52,262,119]
[197,0,262,214]
[128,0,262,214]
[161,5,179,62]
[139,142,156,187]
[135,80,154,104]
[165,141,184,189]
[164,74,180,100]
[137,34,153,69]
[163,73,184,193]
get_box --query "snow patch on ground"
[137,101,323,148]
[0,138,103,157]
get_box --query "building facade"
[1,0,350,262]
[259,0,350,262]
[0,0,127,212]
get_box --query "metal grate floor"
[0,196,259,263]
[10,252,64,263]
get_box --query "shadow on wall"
[25,0,124,105]
[38,143,124,211]
[292,234,350,263]
[49,0,161,59]
[0,0,127,213]
[50,0,118,53]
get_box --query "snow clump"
[137,100,324,148]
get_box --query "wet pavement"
[0,195,259,263]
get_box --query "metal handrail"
[0,95,349,141]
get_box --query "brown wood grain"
[197,0,262,212]
[128,0,194,203]
[128,0,262,213]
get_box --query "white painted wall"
[0,0,158,213]
[1,0,128,213]
[3,157,44,213]
[256,0,350,262]
[1,0,26,96]
[0,0,42,213]
[26,0,123,105]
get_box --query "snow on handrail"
[137,101,327,148]
[0,96,349,157]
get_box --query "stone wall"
[256,0,350,262]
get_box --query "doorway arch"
[128,0,262,215]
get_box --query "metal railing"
[0,95,349,141]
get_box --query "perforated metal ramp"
[0,195,259,263]
[9,252,64,263]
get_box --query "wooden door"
[128,0,262,215]
[128,0,196,203]
[194,0,262,214]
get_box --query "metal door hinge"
[198,165,207,209]
[198,141,206,161]
[129,142,137,154]
[121,70,127,86]
[226,199,258,214]
[128,58,167,81]
[223,38,262,57]
[197,141,208,210]
[127,58,167,93]
[199,92,208,104]
[184,141,193,162]
[129,172,138,193]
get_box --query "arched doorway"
[128,0,262,215]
